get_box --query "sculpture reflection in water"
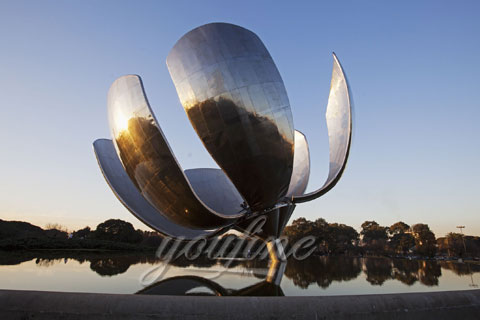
[3,253,479,294]
[93,23,353,289]
[138,275,285,297]
[135,257,466,296]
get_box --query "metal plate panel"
[93,139,214,239]
[293,53,353,203]
[184,168,244,215]
[107,74,242,229]
[286,131,310,197]
[167,23,294,211]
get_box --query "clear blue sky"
[0,0,479,237]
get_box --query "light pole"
[455,226,477,287]
[456,226,467,256]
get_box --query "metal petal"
[293,53,353,203]
[107,74,242,229]
[184,168,245,215]
[286,130,310,197]
[167,23,294,211]
[93,139,216,239]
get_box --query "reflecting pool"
[0,252,478,296]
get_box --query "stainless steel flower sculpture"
[93,23,352,260]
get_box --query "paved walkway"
[1,289,480,319]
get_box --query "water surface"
[0,252,478,296]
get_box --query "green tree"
[73,226,91,239]
[361,221,388,253]
[444,233,465,257]
[312,218,329,251]
[411,223,437,257]
[388,222,410,235]
[361,221,388,242]
[388,222,414,254]
[325,223,359,254]
[283,218,316,245]
[45,223,69,233]
[94,219,142,244]
[284,218,359,255]
[390,233,415,254]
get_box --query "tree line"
[283,218,480,259]
[0,219,163,250]
[1,218,479,259]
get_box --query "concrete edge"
[1,289,480,319]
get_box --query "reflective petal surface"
[184,168,244,215]
[286,131,310,197]
[293,53,352,203]
[167,23,294,211]
[93,139,215,239]
[108,75,241,229]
